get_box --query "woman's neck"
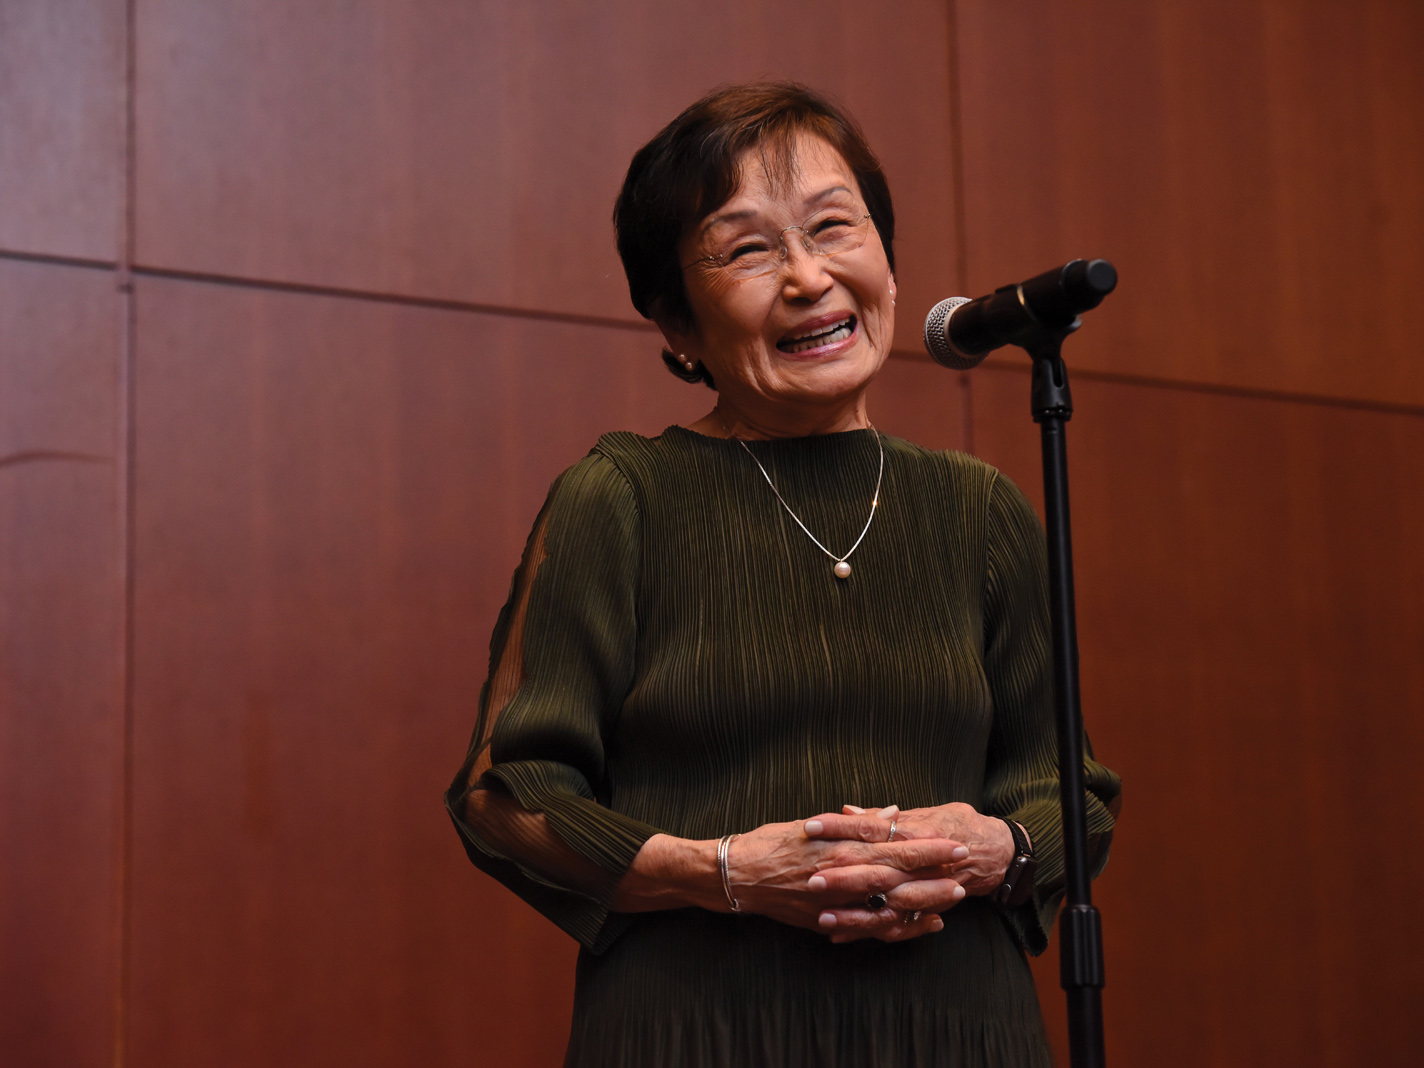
[689,397,872,441]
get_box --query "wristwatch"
[995,819,1037,907]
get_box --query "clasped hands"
[724,801,1015,944]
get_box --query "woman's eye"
[813,216,852,234]
[726,240,771,261]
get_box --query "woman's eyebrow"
[804,184,855,206]
[698,185,857,237]
[699,208,759,236]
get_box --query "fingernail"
[845,805,866,814]
[931,917,944,932]
[876,805,899,819]
[808,875,826,891]
[805,820,823,835]
[952,884,966,900]
[819,912,837,927]
[951,846,969,860]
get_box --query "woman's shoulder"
[530,448,642,560]
[589,427,673,465]
[879,433,1002,488]
[542,445,637,517]
[535,428,713,508]
[880,435,1040,526]
[880,433,989,468]
[541,428,697,516]
[589,425,736,482]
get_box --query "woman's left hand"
[849,803,1015,898]
[807,803,1016,943]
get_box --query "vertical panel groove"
[944,0,969,296]
[944,0,974,454]
[114,0,137,1064]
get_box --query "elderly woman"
[446,82,1120,1068]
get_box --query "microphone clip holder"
[1026,327,1077,423]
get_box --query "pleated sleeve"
[979,472,1122,956]
[445,452,660,953]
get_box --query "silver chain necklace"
[716,409,885,580]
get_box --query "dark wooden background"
[4,2,1422,1065]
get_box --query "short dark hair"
[613,82,896,386]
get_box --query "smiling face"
[658,134,897,436]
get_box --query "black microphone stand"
[1023,324,1106,1068]
[928,258,1114,1067]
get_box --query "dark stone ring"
[866,892,888,910]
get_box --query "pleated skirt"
[565,899,1053,1068]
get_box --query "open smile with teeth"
[778,315,856,354]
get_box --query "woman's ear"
[647,316,695,376]
[654,317,699,367]
[667,349,699,374]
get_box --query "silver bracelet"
[717,833,742,913]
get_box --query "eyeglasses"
[683,211,874,281]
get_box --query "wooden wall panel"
[956,0,1424,408]
[127,276,709,1066]
[967,365,1424,1066]
[1,4,1413,1066]
[0,260,124,1067]
[132,0,958,351]
[0,0,124,260]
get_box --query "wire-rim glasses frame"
[681,211,874,281]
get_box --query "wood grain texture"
[969,364,1424,1067]
[126,275,709,1067]
[0,259,124,1067]
[955,0,1424,408]
[132,0,957,351]
[0,0,124,260]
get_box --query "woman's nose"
[778,238,833,298]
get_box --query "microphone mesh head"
[922,296,980,370]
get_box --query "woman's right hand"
[722,811,968,942]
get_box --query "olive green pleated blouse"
[446,427,1120,1068]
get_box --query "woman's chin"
[767,361,880,409]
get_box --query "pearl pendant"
[833,560,852,579]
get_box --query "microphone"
[923,259,1118,369]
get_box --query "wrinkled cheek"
[699,271,736,303]
[879,303,897,344]
[863,303,895,356]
